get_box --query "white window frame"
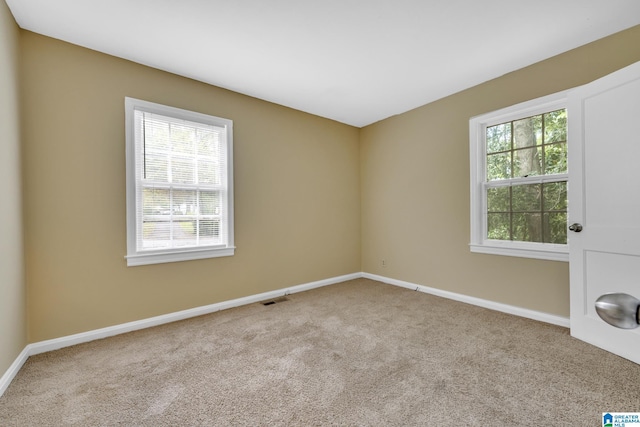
[125,97,235,266]
[469,91,569,262]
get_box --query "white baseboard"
[362,272,570,328]
[0,272,360,398]
[0,346,30,397]
[28,272,361,356]
[1,270,569,398]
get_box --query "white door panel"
[585,251,640,318]
[569,61,640,364]
[583,78,640,227]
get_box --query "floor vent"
[261,296,289,306]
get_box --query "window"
[125,98,234,266]
[469,91,568,261]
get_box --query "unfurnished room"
[1,1,640,425]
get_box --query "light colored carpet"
[1,278,638,426]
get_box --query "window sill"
[126,246,235,266]
[469,243,568,262]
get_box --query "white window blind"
[125,98,234,266]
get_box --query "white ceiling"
[6,1,640,127]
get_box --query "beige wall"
[12,18,640,346]
[0,0,26,374]
[361,25,640,317]
[21,32,361,342]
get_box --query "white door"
[568,60,640,364]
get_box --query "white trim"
[362,272,570,328]
[470,91,570,127]
[469,243,569,262]
[0,273,359,397]
[125,246,236,266]
[124,97,235,267]
[0,346,30,397]
[27,272,361,356]
[469,90,570,261]
[1,270,569,397]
